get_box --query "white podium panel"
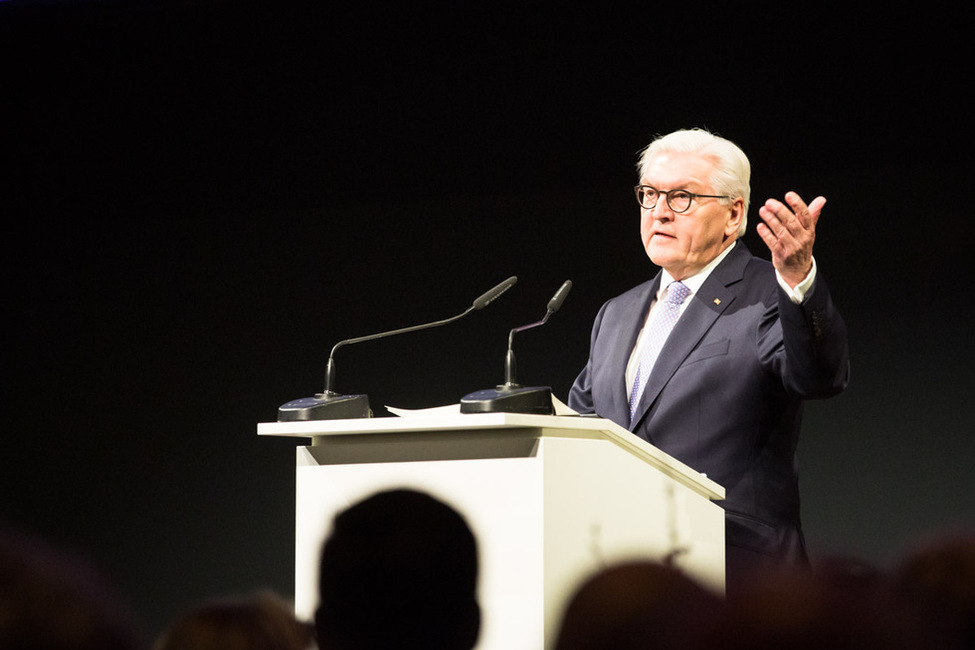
[259,413,725,650]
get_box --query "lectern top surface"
[257,412,724,500]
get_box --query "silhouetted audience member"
[315,489,479,650]
[0,525,143,650]
[152,590,315,650]
[814,554,888,598]
[553,560,724,650]
[889,529,975,650]
[700,564,913,650]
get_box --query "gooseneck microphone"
[278,276,518,421]
[323,275,517,394]
[503,280,572,386]
[460,280,572,415]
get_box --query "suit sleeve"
[567,300,608,414]
[761,270,850,399]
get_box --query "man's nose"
[649,199,675,219]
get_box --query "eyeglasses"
[634,185,732,213]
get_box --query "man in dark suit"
[568,128,850,596]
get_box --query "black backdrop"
[3,1,973,643]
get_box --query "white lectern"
[258,412,725,650]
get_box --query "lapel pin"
[713,298,722,305]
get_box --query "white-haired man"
[569,128,850,597]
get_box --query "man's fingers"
[807,195,826,227]
[758,202,787,237]
[784,192,826,229]
[756,222,779,252]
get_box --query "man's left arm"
[758,192,850,398]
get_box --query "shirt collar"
[658,239,737,298]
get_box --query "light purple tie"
[629,281,691,420]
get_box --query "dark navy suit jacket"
[568,241,850,563]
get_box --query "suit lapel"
[603,276,660,427]
[629,242,750,432]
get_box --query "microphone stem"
[324,357,337,395]
[323,305,476,393]
[504,347,517,386]
[331,306,475,357]
[507,311,552,347]
[505,310,553,387]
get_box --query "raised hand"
[757,191,825,288]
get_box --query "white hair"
[636,128,751,237]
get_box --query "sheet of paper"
[386,396,578,417]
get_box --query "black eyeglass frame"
[633,185,732,213]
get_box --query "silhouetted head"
[702,566,908,650]
[890,529,975,649]
[554,560,723,650]
[153,591,314,650]
[0,526,142,650]
[315,489,479,650]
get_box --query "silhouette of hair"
[701,566,908,650]
[152,590,314,650]
[0,525,142,650]
[553,560,723,650]
[315,488,479,650]
[890,529,975,649]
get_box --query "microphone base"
[459,385,555,415]
[277,393,372,421]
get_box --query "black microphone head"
[473,276,517,310]
[546,280,573,313]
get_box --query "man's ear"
[725,197,745,237]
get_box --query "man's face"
[639,152,743,280]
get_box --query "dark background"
[3,0,973,643]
